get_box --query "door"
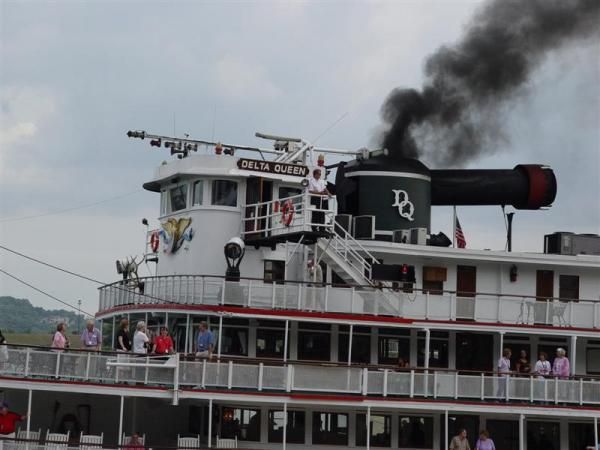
[486,420,518,450]
[245,177,273,235]
[536,270,554,300]
[455,332,494,372]
[456,265,476,297]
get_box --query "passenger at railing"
[80,320,101,352]
[306,259,324,311]
[133,322,150,355]
[0,401,27,440]
[515,349,531,375]
[308,168,331,232]
[153,327,174,355]
[534,352,551,379]
[124,432,145,450]
[496,348,512,399]
[475,430,496,450]
[552,347,570,379]
[195,321,214,359]
[397,357,409,369]
[0,330,8,367]
[449,428,471,450]
[51,323,69,350]
[115,319,132,352]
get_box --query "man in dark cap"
[0,401,27,439]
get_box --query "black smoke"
[380,0,600,166]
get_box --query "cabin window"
[356,413,391,447]
[417,331,449,368]
[279,186,302,205]
[398,416,433,448]
[338,326,371,364]
[298,324,331,361]
[559,274,579,301]
[256,327,286,358]
[214,319,248,356]
[211,180,238,206]
[169,184,187,212]
[192,180,204,206]
[268,410,305,444]
[568,423,597,450]
[378,334,410,365]
[160,191,167,215]
[527,421,560,450]
[219,407,261,441]
[422,266,446,295]
[587,348,600,374]
[312,412,348,446]
[264,260,285,283]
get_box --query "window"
[587,348,600,374]
[487,420,518,450]
[214,319,249,356]
[264,260,285,283]
[169,184,188,212]
[378,335,410,365]
[568,422,598,450]
[312,412,348,445]
[160,191,167,215]
[398,416,433,448]
[298,323,330,361]
[257,328,286,358]
[268,410,305,444]
[356,414,391,447]
[212,180,238,206]
[417,331,448,368]
[192,180,204,206]
[279,186,302,204]
[422,266,446,295]
[559,275,579,301]
[527,421,560,450]
[220,407,260,441]
[338,326,371,364]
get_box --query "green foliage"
[0,296,84,334]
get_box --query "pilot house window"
[169,185,188,212]
[192,180,203,206]
[559,275,579,301]
[212,180,238,206]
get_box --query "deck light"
[224,237,245,281]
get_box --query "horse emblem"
[159,217,194,253]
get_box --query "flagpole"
[452,205,457,248]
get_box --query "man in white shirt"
[496,348,512,400]
[308,168,331,231]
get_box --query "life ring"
[280,200,295,227]
[150,231,160,253]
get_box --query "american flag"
[455,216,467,248]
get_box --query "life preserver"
[280,200,295,227]
[150,231,160,253]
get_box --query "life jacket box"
[393,229,411,244]
[410,227,428,245]
[334,214,353,236]
[353,215,375,240]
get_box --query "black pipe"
[507,212,514,252]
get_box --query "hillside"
[0,296,85,334]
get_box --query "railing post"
[350,288,355,314]
[505,375,510,402]
[172,353,180,406]
[55,351,61,379]
[410,370,415,398]
[247,280,253,308]
[362,368,369,396]
[554,377,558,404]
[201,359,207,388]
[472,295,478,321]
[496,295,502,323]
[383,369,388,397]
[258,363,264,391]
[227,361,233,389]
[425,292,430,320]
[480,373,485,401]
[579,378,583,405]
[454,372,458,399]
[569,301,573,326]
[221,278,226,305]
[324,285,329,312]
[24,347,31,377]
[433,372,438,399]
[529,376,534,403]
[271,282,277,309]
[85,352,91,380]
[144,356,149,384]
[545,299,550,324]
[286,365,293,392]
[297,283,302,310]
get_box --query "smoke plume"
[380,0,599,166]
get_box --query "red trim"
[96,303,598,333]
[2,375,597,412]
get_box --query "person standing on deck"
[307,168,331,232]
[496,348,512,399]
[449,428,471,450]
[195,322,214,359]
[552,347,570,379]
[80,320,101,351]
[0,401,26,440]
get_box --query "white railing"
[240,192,335,239]
[325,226,377,282]
[1,346,599,406]
[98,275,600,329]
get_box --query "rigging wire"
[0,267,95,317]
[0,189,144,223]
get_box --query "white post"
[499,331,505,363]
[208,399,213,448]
[594,417,598,450]
[444,410,449,448]
[283,402,288,450]
[283,320,289,363]
[518,414,525,450]
[111,316,116,349]
[185,314,191,353]
[424,328,430,369]
[366,406,371,450]
[26,389,32,440]
[217,315,223,359]
[570,335,577,376]
[118,396,124,446]
[347,325,353,366]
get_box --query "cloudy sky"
[1,0,598,314]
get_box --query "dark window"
[220,407,260,441]
[536,270,554,300]
[279,187,302,204]
[398,416,433,448]
[169,185,188,212]
[356,414,391,447]
[455,333,494,372]
[568,422,597,450]
[268,410,305,444]
[527,421,560,450]
[559,275,579,301]
[422,266,446,295]
[257,328,285,358]
[312,412,348,446]
[456,265,477,297]
[218,326,248,356]
[587,348,600,374]
[192,180,203,205]
[486,420,518,450]
[212,180,238,206]
[378,335,410,365]
[264,260,285,283]
[338,332,371,364]
[298,331,330,361]
[418,331,449,368]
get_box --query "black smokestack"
[380,0,599,166]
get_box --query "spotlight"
[126,130,146,139]
[150,139,162,147]
[224,237,245,281]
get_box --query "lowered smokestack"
[379,0,600,166]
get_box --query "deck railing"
[98,275,600,329]
[1,346,599,406]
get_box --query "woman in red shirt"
[152,327,174,355]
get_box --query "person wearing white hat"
[552,347,570,379]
